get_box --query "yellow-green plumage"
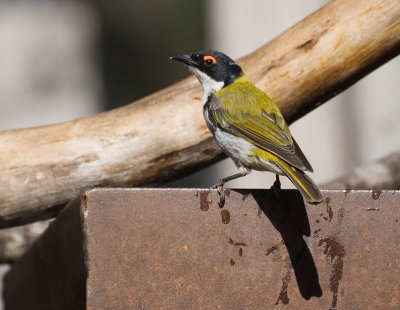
[213,75,292,150]
[253,148,322,202]
[210,75,322,203]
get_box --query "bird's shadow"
[235,189,322,300]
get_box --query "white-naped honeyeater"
[171,50,322,205]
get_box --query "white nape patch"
[189,67,224,103]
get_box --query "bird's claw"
[271,177,281,201]
[212,182,225,207]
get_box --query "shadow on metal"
[248,190,322,299]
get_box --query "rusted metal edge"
[4,188,400,310]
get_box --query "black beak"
[170,54,197,67]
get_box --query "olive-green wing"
[210,82,313,172]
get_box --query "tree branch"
[1,0,400,228]
[322,152,400,190]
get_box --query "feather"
[210,75,313,172]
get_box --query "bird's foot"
[212,182,225,207]
[271,175,281,201]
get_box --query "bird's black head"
[171,50,243,87]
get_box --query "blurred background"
[0,1,399,307]
[1,0,400,190]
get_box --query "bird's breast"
[214,128,256,165]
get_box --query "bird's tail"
[274,159,323,203]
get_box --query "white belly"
[213,128,283,175]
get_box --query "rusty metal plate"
[5,189,400,309]
[84,189,400,309]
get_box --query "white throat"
[189,67,224,103]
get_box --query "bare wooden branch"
[322,152,400,190]
[0,0,400,228]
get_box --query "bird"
[171,50,322,206]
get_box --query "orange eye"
[204,55,217,66]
